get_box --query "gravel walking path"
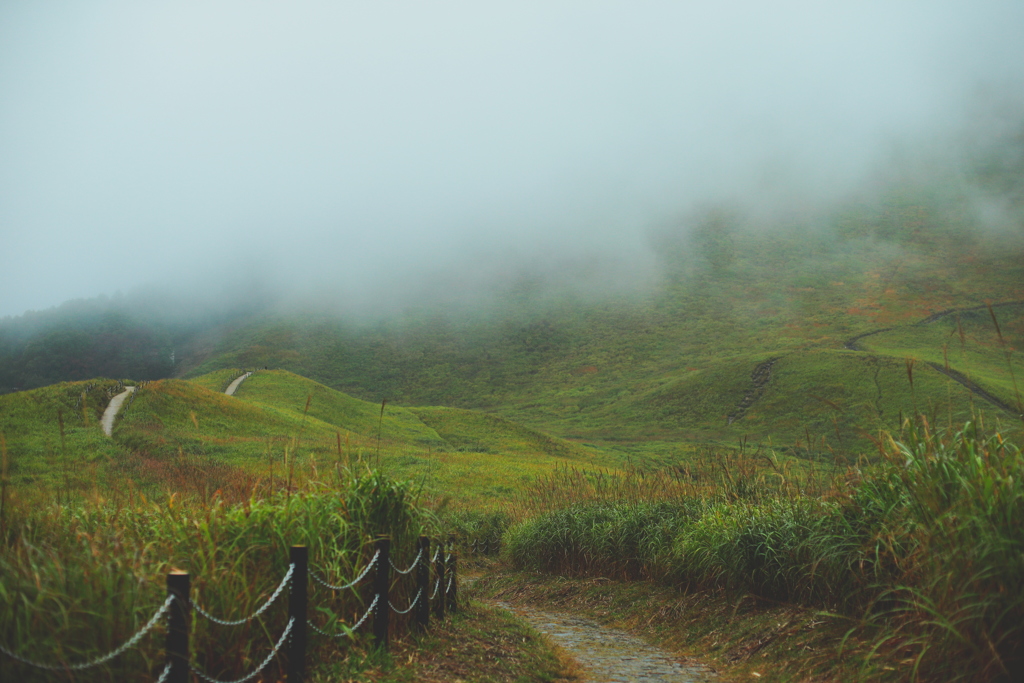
[496,601,713,682]
[101,386,135,436]
[225,372,252,396]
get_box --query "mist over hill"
[2,3,1023,464]
[3,2,1024,318]
[3,122,1023,394]
[3,150,1021,464]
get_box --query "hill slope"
[0,369,613,506]
[181,214,1024,458]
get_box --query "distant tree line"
[0,298,175,393]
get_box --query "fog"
[2,1,1023,319]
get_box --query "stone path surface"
[496,601,713,682]
[101,386,135,437]
[225,372,253,396]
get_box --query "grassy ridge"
[180,222,1024,461]
[0,379,130,487]
[860,303,1024,413]
[184,367,245,393]
[114,378,344,463]
[1,368,626,508]
[234,370,445,446]
[563,349,992,460]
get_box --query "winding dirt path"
[917,299,1024,325]
[497,601,713,682]
[225,372,252,396]
[843,301,1024,418]
[925,362,1021,416]
[101,386,135,437]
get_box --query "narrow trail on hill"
[101,386,135,436]
[224,372,252,396]
[495,601,713,682]
[727,357,778,424]
[925,362,1021,416]
[843,301,1024,418]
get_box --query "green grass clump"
[501,417,1024,681]
[0,469,436,682]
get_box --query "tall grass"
[502,417,1024,681]
[0,468,437,682]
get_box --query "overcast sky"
[2,1,1023,318]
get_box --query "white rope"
[446,576,454,595]
[431,548,441,564]
[430,578,441,600]
[388,588,423,615]
[310,550,379,591]
[191,564,293,627]
[0,595,173,671]
[309,594,379,638]
[189,617,294,683]
[155,662,173,683]
[389,547,423,575]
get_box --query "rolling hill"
[0,369,611,506]
[175,212,1024,461]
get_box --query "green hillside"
[179,203,1024,459]
[232,370,444,446]
[0,368,615,506]
[410,405,602,461]
[0,379,129,487]
[855,302,1024,413]
[4,185,1023,481]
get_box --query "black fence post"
[447,537,458,613]
[166,571,190,683]
[288,546,309,683]
[415,536,430,631]
[433,539,446,621]
[372,537,391,651]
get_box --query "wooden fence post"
[372,537,391,650]
[433,539,446,621]
[415,536,430,631]
[166,571,190,683]
[288,546,309,683]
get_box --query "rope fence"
[1,536,459,683]
[467,537,501,556]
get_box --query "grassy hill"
[232,370,443,446]
[178,202,1024,460]
[0,378,129,489]
[3,181,1023,480]
[0,369,614,507]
